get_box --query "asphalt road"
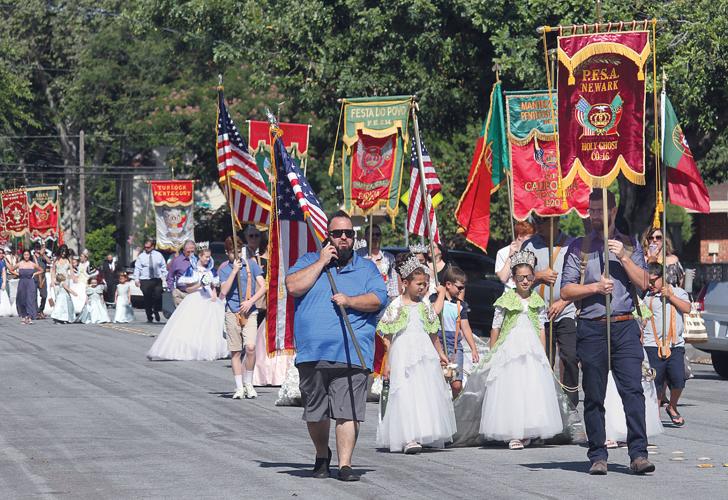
[1,314,727,499]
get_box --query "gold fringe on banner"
[558,38,651,85]
[561,156,646,189]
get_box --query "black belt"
[583,314,635,322]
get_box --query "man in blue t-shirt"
[219,236,265,400]
[286,211,387,482]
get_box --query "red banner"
[1,189,29,237]
[350,132,397,211]
[150,180,194,207]
[0,212,10,247]
[557,31,650,188]
[249,120,309,155]
[27,186,60,241]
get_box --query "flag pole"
[411,102,448,358]
[266,112,367,369]
[660,71,669,359]
[217,75,246,301]
[549,217,555,367]
[603,187,612,372]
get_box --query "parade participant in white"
[114,272,135,323]
[78,276,110,324]
[376,253,455,454]
[50,273,77,324]
[147,248,228,361]
[0,248,16,317]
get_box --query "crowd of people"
[0,193,695,480]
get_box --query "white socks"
[234,375,243,390]
[243,370,253,385]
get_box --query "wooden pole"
[505,170,516,241]
[548,217,555,367]
[602,187,612,371]
[79,130,85,252]
[368,216,373,258]
[411,104,448,357]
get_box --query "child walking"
[478,250,564,449]
[50,273,77,324]
[114,272,135,323]
[79,276,111,324]
[431,266,480,397]
[376,252,456,454]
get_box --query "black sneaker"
[154,312,160,322]
[312,447,331,479]
[337,466,360,482]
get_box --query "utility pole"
[79,130,86,252]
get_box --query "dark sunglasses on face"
[514,274,534,283]
[329,229,355,239]
[649,276,661,286]
[454,284,465,291]
[248,233,261,238]
[650,234,663,241]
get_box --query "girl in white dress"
[50,273,77,323]
[146,249,227,361]
[78,277,110,324]
[0,248,17,317]
[376,253,456,454]
[114,272,135,323]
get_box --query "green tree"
[85,224,117,266]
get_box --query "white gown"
[478,299,564,442]
[0,288,16,316]
[114,282,135,323]
[78,285,110,324]
[146,271,228,361]
[70,263,90,314]
[377,302,456,452]
[604,351,664,442]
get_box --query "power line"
[0,132,186,139]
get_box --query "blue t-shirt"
[218,259,263,313]
[429,293,469,343]
[288,252,388,369]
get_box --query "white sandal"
[508,439,524,450]
[403,442,423,454]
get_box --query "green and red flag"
[330,96,412,220]
[248,120,310,191]
[557,30,650,188]
[505,90,590,220]
[661,91,710,213]
[455,81,508,251]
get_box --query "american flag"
[216,89,271,225]
[266,137,328,353]
[406,136,441,243]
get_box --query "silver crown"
[510,250,536,268]
[408,242,428,254]
[196,241,210,251]
[397,254,426,278]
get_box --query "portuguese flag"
[455,80,509,251]
[661,91,710,213]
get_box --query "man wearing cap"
[561,190,653,475]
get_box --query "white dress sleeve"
[491,305,505,330]
[538,305,547,327]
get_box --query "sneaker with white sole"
[244,383,258,399]
[232,388,246,399]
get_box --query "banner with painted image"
[1,189,29,237]
[505,91,590,220]
[150,180,195,251]
[333,96,412,219]
[557,31,650,187]
[26,186,60,241]
[248,120,310,190]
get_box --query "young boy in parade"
[431,266,480,397]
[376,252,457,454]
[642,262,692,426]
[476,250,564,449]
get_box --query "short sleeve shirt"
[289,252,388,369]
[495,245,515,289]
[643,287,690,348]
[429,293,468,335]
[218,258,263,313]
[561,231,647,319]
[522,233,576,322]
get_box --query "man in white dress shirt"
[133,240,168,323]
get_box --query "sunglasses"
[649,235,663,241]
[649,276,661,286]
[454,284,465,291]
[329,229,355,239]
[248,233,261,238]
[514,274,534,283]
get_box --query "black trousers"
[577,318,647,463]
[545,317,579,408]
[36,279,47,312]
[139,278,162,320]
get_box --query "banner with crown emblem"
[26,186,60,241]
[332,96,412,219]
[557,31,650,188]
[506,91,590,220]
[150,180,195,251]
[1,189,30,237]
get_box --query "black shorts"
[645,346,686,390]
[297,361,369,422]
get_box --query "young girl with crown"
[452,250,565,450]
[376,252,457,454]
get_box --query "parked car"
[695,281,728,379]
[383,247,504,335]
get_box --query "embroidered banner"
[150,180,195,251]
[0,211,10,247]
[249,120,310,191]
[335,96,412,219]
[506,91,590,220]
[1,189,29,237]
[26,186,60,241]
[557,31,650,188]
